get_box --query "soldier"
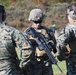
[0,4,32,75]
[66,3,76,18]
[57,8,76,75]
[20,8,57,75]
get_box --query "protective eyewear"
[33,20,42,24]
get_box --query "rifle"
[25,27,63,73]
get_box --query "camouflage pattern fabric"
[0,23,31,75]
[28,9,44,21]
[21,25,56,75]
[57,23,76,75]
[25,59,53,75]
[66,54,76,75]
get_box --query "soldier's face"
[32,20,42,29]
[68,15,74,23]
[66,8,70,19]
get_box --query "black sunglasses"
[33,20,42,24]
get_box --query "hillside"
[0,0,75,32]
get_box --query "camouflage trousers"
[25,59,53,75]
[66,54,76,75]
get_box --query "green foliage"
[53,61,66,75]
[0,0,10,7]
[46,5,54,11]
[16,21,21,28]
[17,0,27,7]
[1,0,76,31]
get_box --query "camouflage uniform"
[20,8,56,75]
[0,23,32,75]
[57,23,76,75]
[21,25,56,75]
[56,3,76,75]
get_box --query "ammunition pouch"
[36,48,47,61]
[57,44,71,61]
[36,48,46,56]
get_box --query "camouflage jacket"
[57,23,76,55]
[0,23,32,70]
[22,26,56,63]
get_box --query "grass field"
[16,49,67,75]
[52,61,67,75]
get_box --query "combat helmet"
[28,9,44,21]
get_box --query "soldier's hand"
[57,52,70,61]
[53,47,57,53]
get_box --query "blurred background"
[1,0,76,32]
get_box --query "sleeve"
[56,26,71,61]
[56,27,71,53]
[12,29,32,69]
